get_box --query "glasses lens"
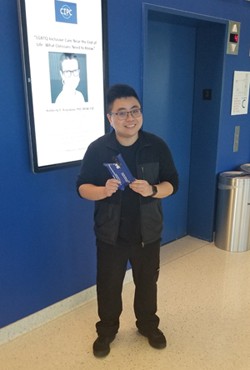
[117,111,128,120]
[72,69,80,77]
[62,70,70,78]
[131,108,141,118]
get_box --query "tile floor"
[1,236,250,370]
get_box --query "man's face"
[60,58,80,91]
[107,97,143,145]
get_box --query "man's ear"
[60,71,64,84]
[107,113,113,126]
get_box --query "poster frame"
[17,0,108,172]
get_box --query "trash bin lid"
[219,171,246,178]
[240,163,250,173]
[218,171,250,188]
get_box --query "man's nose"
[125,111,134,120]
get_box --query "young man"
[77,84,178,357]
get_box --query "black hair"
[106,84,141,112]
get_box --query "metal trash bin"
[215,171,250,252]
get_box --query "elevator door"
[143,10,225,243]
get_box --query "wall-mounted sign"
[231,71,250,115]
[18,0,107,172]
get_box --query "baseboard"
[0,269,133,346]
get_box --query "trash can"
[215,171,250,252]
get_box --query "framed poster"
[18,0,108,172]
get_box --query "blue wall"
[0,0,249,328]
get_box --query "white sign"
[231,71,250,115]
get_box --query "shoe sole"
[93,348,110,358]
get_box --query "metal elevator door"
[143,9,226,243]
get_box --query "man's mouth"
[125,124,136,128]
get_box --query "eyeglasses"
[62,69,80,78]
[110,108,142,120]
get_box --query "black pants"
[95,239,161,337]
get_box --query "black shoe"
[138,328,167,349]
[93,335,116,357]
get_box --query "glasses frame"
[110,108,142,121]
[62,69,80,78]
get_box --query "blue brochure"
[103,154,135,190]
